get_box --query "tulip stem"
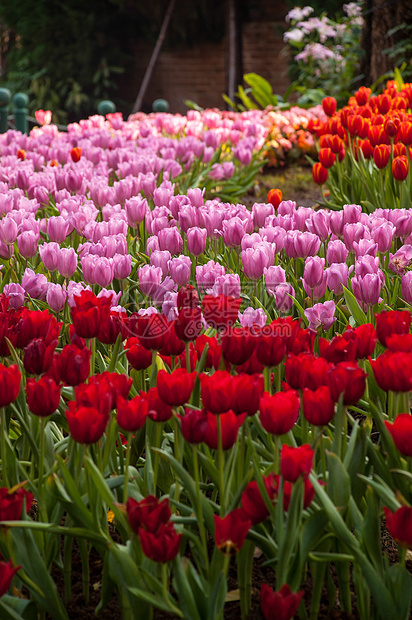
[217,414,226,515]
[398,545,406,568]
[388,390,394,421]
[264,367,272,395]
[153,422,163,493]
[185,341,191,372]
[90,337,96,376]
[193,446,208,566]
[123,432,132,503]
[0,407,9,487]
[150,350,158,387]
[38,417,46,516]
[273,435,280,474]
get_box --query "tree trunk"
[226,0,243,104]
[361,0,412,86]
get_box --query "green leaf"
[361,488,383,575]
[236,85,257,110]
[385,564,412,620]
[243,73,278,108]
[83,456,130,532]
[208,572,227,620]
[172,559,202,620]
[11,527,68,620]
[342,286,367,325]
[308,552,355,562]
[0,596,37,620]
[326,451,351,512]
[155,449,215,534]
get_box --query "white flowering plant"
[283,3,364,106]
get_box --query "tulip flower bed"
[309,79,412,212]
[0,107,412,620]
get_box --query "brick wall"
[126,2,290,115]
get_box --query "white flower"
[285,6,314,22]
[283,28,305,43]
[343,2,362,17]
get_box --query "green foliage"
[283,2,364,107]
[223,73,290,112]
[0,0,134,121]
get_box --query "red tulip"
[354,86,371,106]
[73,380,112,417]
[392,155,409,181]
[14,308,61,349]
[89,371,132,410]
[195,334,223,370]
[370,351,412,392]
[318,334,357,364]
[139,522,182,562]
[26,376,61,417]
[241,474,278,525]
[384,414,412,456]
[285,353,331,391]
[54,344,91,386]
[373,144,390,169]
[221,327,256,366]
[145,387,173,422]
[158,322,185,357]
[318,147,336,168]
[303,386,335,426]
[203,410,246,450]
[360,139,373,159]
[126,495,171,534]
[282,477,316,512]
[261,583,304,620]
[66,404,109,444]
[375,310,410,348]
[312,162,328,185]
[157,368,196,407]
[130,312,169,351]
[280,444,314,482]
[117,394,149,433]
[0,364,21,407]
[202,294,241,331]
[70,147,81,162]
[231,373,264,416]
[174,306,202,342]
[125,337,153,371]
[386,333,412,352]
[179,408,208,444]
[384,115,401,138]
[259,390,300,436]
[256,327,287,367]
[327,361,366,405]
[71,290,111,339]
[214,509,252,555]
[97,309,128,344]
[399,121,412,144]
[345,323,376,359]
[322,96,337,117]
[267,188,282,209]
[176,285,199,311]
[0,559,21,597]
[236,348,265,375]
[0,487,33,521]
[383,506,412,548]
[199,370,233,414]
[23,337,57,375]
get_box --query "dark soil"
[43,521,411,619]
[241,164,323,209]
